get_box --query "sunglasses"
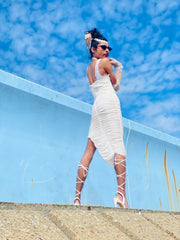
[99,45,112,51]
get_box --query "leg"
[74,138,96,205]
[114,153,129,208]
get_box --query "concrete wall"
[0,69,179,211]
[1,202,179,240]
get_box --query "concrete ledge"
[0,202,179,240]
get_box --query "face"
[92,43,111,59]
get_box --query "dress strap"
[95,59,102,80]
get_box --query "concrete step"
[0,202,179,240]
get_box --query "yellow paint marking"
[159,199,163,211]
[172,170,180,211]
[164,150,174,211]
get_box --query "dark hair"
[86,28,108,58]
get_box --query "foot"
[114,192,129,208]
[74,197,81,206]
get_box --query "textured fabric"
[88,60,126,167]
[95,59,102,80]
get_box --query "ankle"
[75,193,80,198]
[116,191,126,198]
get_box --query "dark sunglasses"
[99,45,112,51]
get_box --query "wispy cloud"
[136,95,180,135]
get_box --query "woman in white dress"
[74,28,129,208]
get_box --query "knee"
[114,153,126,160]
[114,154,126,166]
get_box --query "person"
[74,28,129,208]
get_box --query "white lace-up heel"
[114,191,125,208]
[74,163,88,206]
[114,158,126,208]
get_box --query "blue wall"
[0,69,179,211]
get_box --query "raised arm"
[109,58,123,91]
[102,58,117,86]
[102,58,123,91]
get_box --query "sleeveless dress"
[88,59,126,167]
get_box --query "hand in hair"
[85,33,92,49]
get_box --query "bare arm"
[102,58,117,85]
[109,58,123,91]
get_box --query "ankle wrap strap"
[114,158,126,191]
[76,163,89,184]
[117,181,125,191]
[78,163,88,177]
[114,158,126,167]
[117,191,125,199]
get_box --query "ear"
[91,46,96,54]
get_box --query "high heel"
[114,192,125,208]
[114,157,126,208]
[74,197,81,206]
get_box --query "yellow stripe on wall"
[172,170,180,211]
[164,150,174,211]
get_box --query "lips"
[104,53,108,57]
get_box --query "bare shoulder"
[99,58,113,74]
[99,58,111,69]
[100,58,110,65]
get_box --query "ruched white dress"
[88,59,126,167]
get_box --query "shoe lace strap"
[117,181,125,191]
[76,163,88,184]
[114,158,126,167]
[114,158,126,191]
[75,163,89,202]
[116,191,125,203]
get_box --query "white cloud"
[121,93,180,136]
[160,50,180,64]
[140,95,180,116]
[137,26,154,45]
[158,37,169,48]
[143,114,180,135]
[147,0,179,16]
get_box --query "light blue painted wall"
[0,69,179,211]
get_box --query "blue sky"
[0,0,180,138]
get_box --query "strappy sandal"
[114,191,125,208]
[114,158,126,208]
[74,163,88,206]
[74,197,81,206]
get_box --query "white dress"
[88,59,126,167]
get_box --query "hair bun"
[85,28,108,50]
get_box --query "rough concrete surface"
[0,202,179,240]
